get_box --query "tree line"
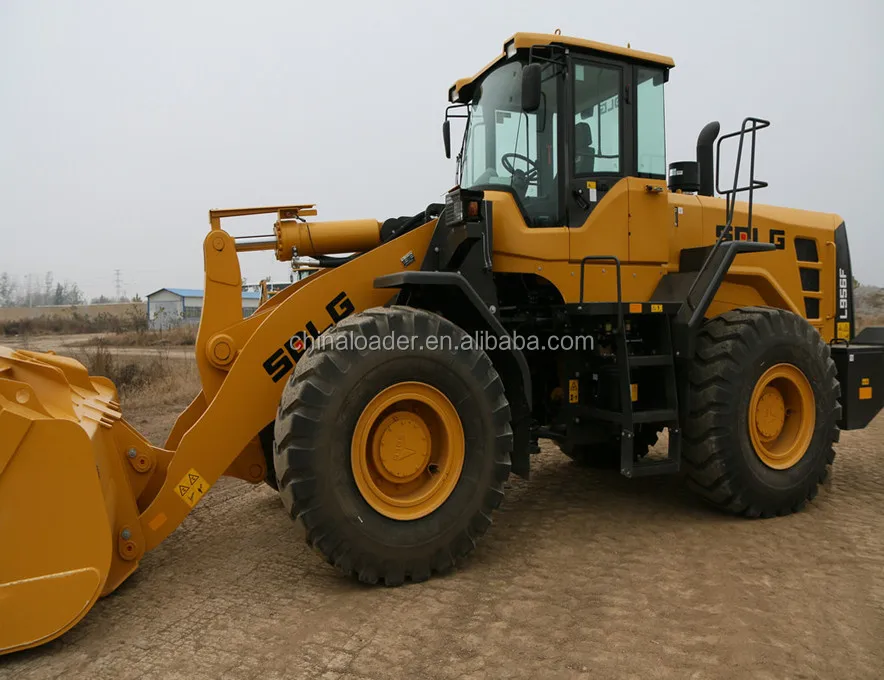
[0,272,141,308]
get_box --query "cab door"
[567,57,631,259]
[628,66,671,263]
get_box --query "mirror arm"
[443,104,470,161]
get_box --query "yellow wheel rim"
[748,363,815,470]
[351,381,465,520]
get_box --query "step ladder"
[578,256,682,478]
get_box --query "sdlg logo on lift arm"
[263,292,355,382]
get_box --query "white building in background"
[146,288,261,330]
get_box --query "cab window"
[573,62,621,175]
[636,67,666,177]
[460,60,561,226]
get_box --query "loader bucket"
[0,346,153,654]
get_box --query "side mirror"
[443,119,451,159]
[521,63,542,113]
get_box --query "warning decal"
[177,468,210,508]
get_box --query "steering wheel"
[500,153,539,185]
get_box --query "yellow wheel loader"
[2,32,883,654]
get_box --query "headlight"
[445,188,483,227]
[445,190,463,224]
[505,40,517,58]
[448,86,460,103]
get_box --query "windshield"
[458,60,560,226]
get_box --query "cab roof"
[450,32,675,101]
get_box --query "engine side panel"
[485,182,845,342]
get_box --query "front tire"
[258,424,278,490]
[683,307,840,517]
[274,306,512,585]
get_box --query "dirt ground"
[2,333,192,360]
[2,401,883,679]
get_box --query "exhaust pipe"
[696,121,720,197]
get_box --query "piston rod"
[233,235,277,252]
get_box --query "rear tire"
[683,307,840,517]
[274,306,512,584]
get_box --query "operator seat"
[574,122,596,174]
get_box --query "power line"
[114,269,123,299]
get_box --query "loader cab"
[448,34,672,228]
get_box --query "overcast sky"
[1,0,882,299]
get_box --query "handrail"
[579,255,622,308]
[685,117,770,309]
[715,117,770,230]
[578,255,627,361]
[578,255,632,436]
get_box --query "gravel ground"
[2,408,882,680]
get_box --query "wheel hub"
[374,412,431,482]
[748,363,815,470]
[351,381,465,520]
[754,386,786,440]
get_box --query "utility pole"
[114,270,123,300]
